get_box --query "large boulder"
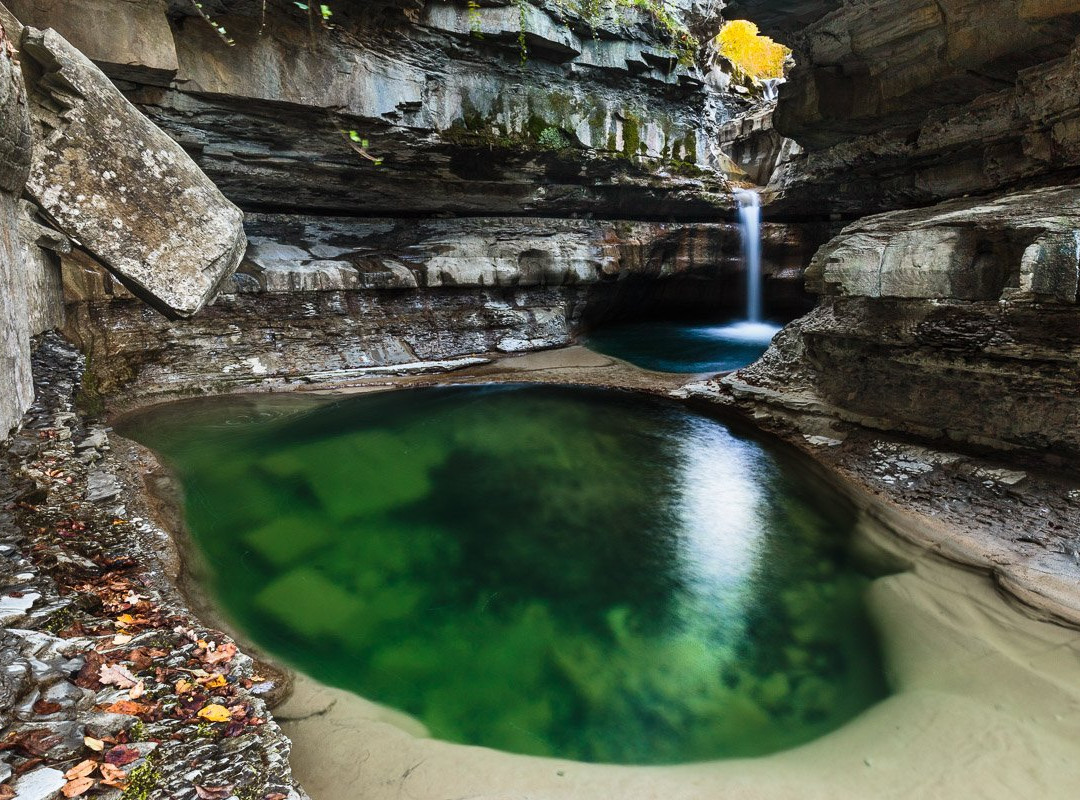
[18,25,245,318]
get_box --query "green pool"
[119,385,887,764]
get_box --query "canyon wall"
[1,0,823,408]
[718,0,1080,462]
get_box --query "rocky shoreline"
[0,335,301,800]
[2,332,1079,799]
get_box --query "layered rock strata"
[724,185,1080,460]
[62,215,824,402]
[10,0,739,218]
[733,0,1080,216]
[0,14,35,437]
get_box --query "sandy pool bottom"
[272,514,1080,800]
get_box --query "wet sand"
[275,515,1080,800]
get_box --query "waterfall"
[703,189,780,351]
[735,188,763,323]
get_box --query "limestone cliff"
[715,0,1080,463]
[4,0,820,401]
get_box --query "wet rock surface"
[0,334,304,799]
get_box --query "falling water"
[701,189,781,353]
[735,188,763,323]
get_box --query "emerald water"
[119,385,887,764]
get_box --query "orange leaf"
[64,760,97,780]
[202,674,226,689]
[100,763,127,783]
[62,776,95,797]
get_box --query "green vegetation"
[538,126,572,150]
[120,758,161,800]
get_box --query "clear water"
[119,385,887,765]
[585,319,781,373]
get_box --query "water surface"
[120,385,886,764]
[585,320,781,373]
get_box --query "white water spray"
[707,189,780,347]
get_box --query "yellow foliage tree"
[716,20,791,80]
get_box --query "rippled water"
[585,319,781,373]
[119,385,887,764]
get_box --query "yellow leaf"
[116,614,135,626]
[197,704,232,723]
[175,679,194,694]
[83,736,105,752]
[203,674,226,689]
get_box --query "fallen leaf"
[195,785,233,799]
[202,674,226,689]
[74,651,108,689]
[99,763,127,787]
[64,760,97,780]
[102,700,148,715]
[61,776,95,797]
[116,614,136,626]
[32,699,63,715]
[129,679,145,699]
[99,663,138,689]
[104,744,141,766]
[13,757,44,776]
[83,736,105,752]
[0,784,14,799]
[175,679,194,694]
[203,643,237,665]
[196,704,231,723]
[112,633,133,645]
[0,729,61,756]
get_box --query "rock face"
[727,185,1080,459]
[736,0,1080,217]
[0,0,746,218]
[0,14,34,438]
[18,26,246,318]
[705,0,1080,465]
[62,215,823,400]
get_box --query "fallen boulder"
[19,25,245,318]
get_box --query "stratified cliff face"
[5,0,825,400]
[61,215,818,401]
[716,0,1080,462]
[11,0,734,218]
[732,0,1080,216]
[0,17,34,436]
